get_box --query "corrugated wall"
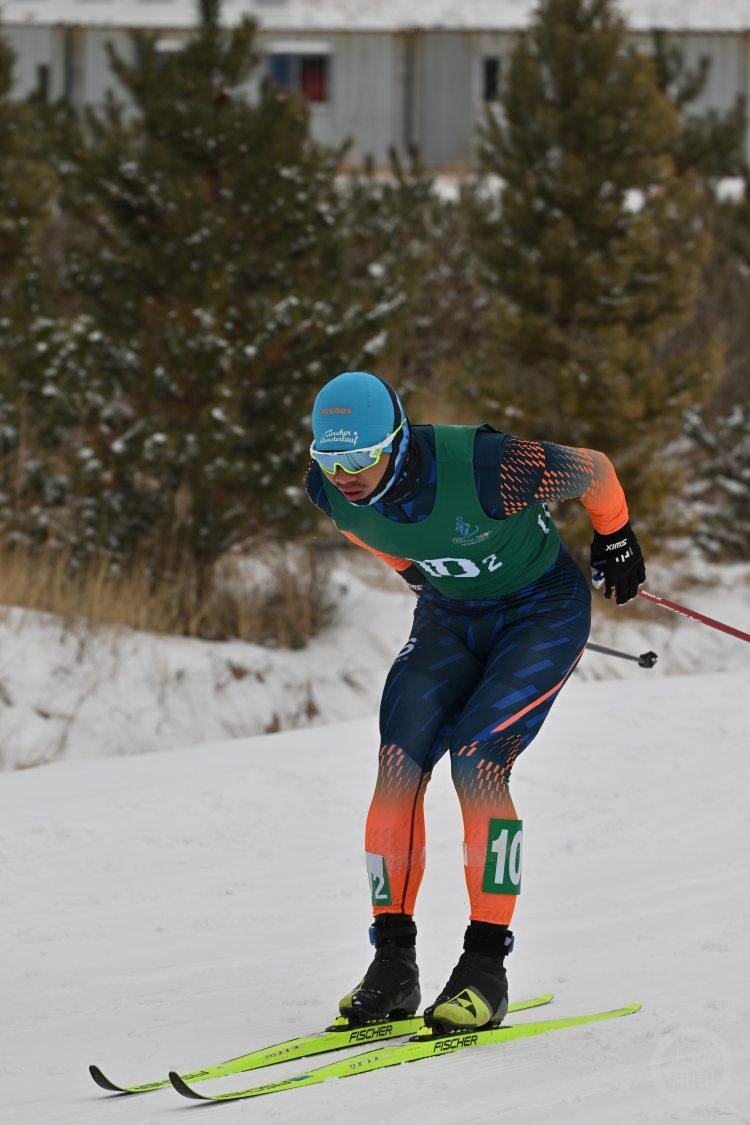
[336,33,403,164]
[281,32,403,165]
[466,31,518,164]
[655,32,750,162]
[413,31,474,166]
[3,23,749,167]
[65,27,402,165]
[635,32,750,166]
[78,28,134,107]
[640,31,748,114]
[3,24,58,98]
[363,28,750,167]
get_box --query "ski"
[169,1001,640,1103]
[90,993,553,1094]
[88,1016,421,1096]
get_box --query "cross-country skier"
[306,370,645,1034]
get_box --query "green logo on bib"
[482,819,523,895]
[452,515,492,546]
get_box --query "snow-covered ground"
[1,551,749,1121]
[2,661,749,1121]
[1,553,749,770]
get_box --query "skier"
[306,370,645,1034]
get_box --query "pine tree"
[0,32,56,539]
[24,0,377,597]
[651,31,747,183]
[342,149,482,397]
[0,36,51,313]
[649,33,750,552]
[678,189,750,560]
[684,404,750,560]
[465,0,720,544]
[703,191,750,412]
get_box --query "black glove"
[590,521,645,606]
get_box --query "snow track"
[1,666,748,1122]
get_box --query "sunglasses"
[309,419,404,475]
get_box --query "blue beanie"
[311,371,403,452]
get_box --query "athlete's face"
[329,453,391,502]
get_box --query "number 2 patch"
[482,819,523,895]
[366,852,393,906]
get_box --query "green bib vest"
[322,424,561,599]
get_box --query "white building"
[3,0,750,167]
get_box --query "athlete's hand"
[590,521,645,606]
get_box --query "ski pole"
[637,589,750,644]
[585,642,658,668]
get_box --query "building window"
[269,53,330,103]
[483,57,501,102]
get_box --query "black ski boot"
[424,922,514,1033]
[338,914,421,1025]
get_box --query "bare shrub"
[196,547,335,648]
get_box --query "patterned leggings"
[365,548,591,925]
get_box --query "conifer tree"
[684,404,750,560]
[651,32,747,183]
[678,186,750,560]
[0,32,56,536]
[649,32,750,556]
[703,190,750,411]
[343,149,481,395]
[0,36,51,315]
[30,0,378,594]
[648,31,748,389]
[465,0,720,542]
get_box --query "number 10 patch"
[482,819,523,895]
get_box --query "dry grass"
[198,546,336,648]
[0,543,334,648]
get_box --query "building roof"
[3,0,750,34]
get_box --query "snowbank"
[1,554,748,770]
[0,559,411,769]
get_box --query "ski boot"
[424,922,514,1033]
[338,914,421,1026]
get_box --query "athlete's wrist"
[399,564,425,596]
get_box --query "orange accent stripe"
[490,645,586,734]
[338,528,411,572]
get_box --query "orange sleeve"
[338,529,412,573]
[501,437,629,535]
[576,449,629,535]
